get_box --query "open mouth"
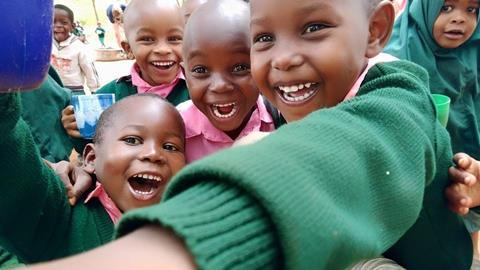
[211,102,238,119]
[151,61,176,70]
[444,30,464,39]
[127,173,163,201]
[276,82,319,104]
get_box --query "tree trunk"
[91,0,99,22]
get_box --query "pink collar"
[344,53,398,100]
[84,183,122,224]
[179,96,274,143]
[130,64,185,98]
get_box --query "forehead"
[110,98,183,133]
[250,0,365,21]
[185,22,249,56]
[54,9,71,19]
[124,2,183,35]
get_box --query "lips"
[444,29,465,40]
[127,173,163,201]
[275,82,319,104]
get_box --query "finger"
[449,167,476,186]
[448,203,469,216]
[71,168,94,205]
[453,153,472,169]
[61,105,75,116]
[445,185,473,208]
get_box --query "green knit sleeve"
[117,181,280,270]
[0,93,73,263]
[116,61,469,269]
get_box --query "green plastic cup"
[432,94,450,127]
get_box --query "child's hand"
[445,153,480,215]
[44,159,94,206]
[61,105,82,138]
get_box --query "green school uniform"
[384,0,480,159]
[20,67,73,162]
[0,93,114,264]
[117,61,472,269]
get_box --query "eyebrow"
[187,45,249,62]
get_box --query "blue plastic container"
[0,1,53,92]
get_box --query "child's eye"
[139,37,154,42]
[303,23,327,34]
[168,36,183,42]
[254,34,274,43]
[123,136,142,145]
[441,5,453,12]
[192,66,207,74]
[163,143,179,152]
[232,64,250,74]
[467,7,478,14]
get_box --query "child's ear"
[121,41,135,59]
[82,143,96,174]
[365,1,395,58]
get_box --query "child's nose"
[139,143,167,164]
[153,41,172,55]
[451,11,467,24]
[208,73,234,93]
[271,50,303,71]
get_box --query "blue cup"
[71,94,115,139]
[0,1,53,92]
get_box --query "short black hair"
[93,93,184,144]
[54,4,75,23]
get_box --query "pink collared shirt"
[130,64,185,98]
[84,183,122,224]
[177,96,276,163]
[344,53,398,100]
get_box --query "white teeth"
[212,102,238,118]
[282,89,316,102]
[134,189,155,195]
[152,61,174,67]
[132,174,162,182]
[278,82,316,93]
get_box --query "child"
[51,4,100,94]
[95,22,106,47]
[0,93,186,264]
[178,0,276,162]
[23,0,473,269]
[106,3,126,49]
[61,0,189,140]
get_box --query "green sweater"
[117,61,472,269]
[0,93,113,264]
[20,67,73,163]
[72,75,190,152]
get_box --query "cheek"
[172,45,183,61]
[251,56,269,88]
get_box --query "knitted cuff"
[116,182,280,270]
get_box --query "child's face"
[433,0,479,49]
[90,97,186,212]
[184,18,259,138]
[53,9,73,43]
[124,3,184,86]
[250,0,372,122]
